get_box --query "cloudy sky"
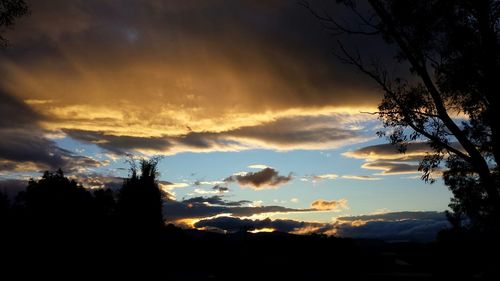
[0,0,452,239]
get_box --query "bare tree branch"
[299,1,380,36]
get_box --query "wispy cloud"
[248,164,271,169]
[361,161,420,175]
[340,175,382,181]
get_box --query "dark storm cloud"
[1,0,383,107]
[0,0,398,172]
[0,0,390,158]
[225,167,292,189]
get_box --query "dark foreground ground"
[1,225,499,280]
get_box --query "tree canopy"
[117,157,164,230]
[304,0,500,233]
[0,0,28,47]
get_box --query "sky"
[0,0,452,239]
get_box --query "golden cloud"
[311,198,348,211]
[0,0,381,157]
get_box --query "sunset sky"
[0,0,451,238]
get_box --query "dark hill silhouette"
[0,167,498,280]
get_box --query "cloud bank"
[0,0,381,168]
[191,211,450,242]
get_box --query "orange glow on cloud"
[249,228,275,233]
[0,0,380,156]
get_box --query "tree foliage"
[303,0,500,232]
[0,0,28,46]
[18,169,95,228]
[0,158,165,233]
[117,157,164,230]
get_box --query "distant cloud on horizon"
[190,211,450,242]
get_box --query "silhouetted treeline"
[1,159,164,236]
[0,159,167,278]
[1,163,499,280]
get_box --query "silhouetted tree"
[117,157,164,230]
[303,0,500,233]
[0,0,28,47]
[16,169,95,230]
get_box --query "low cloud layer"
[164,195,347,222]
[192,211,450,242]
[334,211,451,242]
[163,196,307,222]
[336,211,446,222]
